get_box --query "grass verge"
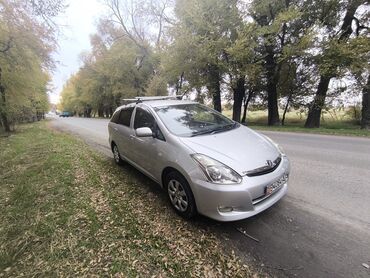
[248,123,370,137]
[0,122,257,277]
[222,109,370,137]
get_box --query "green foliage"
[59,0,370,127]
[60,36,157,116]
[0,0,63,130]
[146,74,168,96]
[164,0,242,91]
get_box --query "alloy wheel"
[167,179,188,212]
[113,145,120,163]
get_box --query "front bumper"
[190,156,290,222]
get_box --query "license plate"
[266,174,288,196]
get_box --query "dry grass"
[223,109,370,137]
[0,122,260,277]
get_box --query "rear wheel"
[112,143,124,165]
[165,171,197,219]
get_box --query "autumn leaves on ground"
[0,122,260,277]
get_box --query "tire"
[112,143,124,165]
[165,171,197,219]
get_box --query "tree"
[305,0,368,128]
[59,0,370,129]
[164,0,242,112]
[225,22,260,122]
[248,0,315,125]
[362,76,370,129]
[0,0,64,131]
[104,0,173,64]
[60,33,157,116]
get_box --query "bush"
[344,105,361,123]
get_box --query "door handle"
[113,127,118,131]
[129,135,135,140]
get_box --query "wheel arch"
[161,166,193,190]
[161,166,180,188]
[162,166,198,217]
[110,140,117,151]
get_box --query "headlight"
[191,154,242,184]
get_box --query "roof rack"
[121,95,183,105]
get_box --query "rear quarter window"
[110,110,121,123]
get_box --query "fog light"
[218,206,233,212]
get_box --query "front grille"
[245,156,281,177]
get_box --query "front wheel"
[112,144,124,165]
[165,171,197,219]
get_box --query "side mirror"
[135,127,153,137]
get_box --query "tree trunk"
[305,1,361,128]
[104,107,110,118]
[264,49,280,126]
[84,106,92,118]
[282,92,293,126]
[175,72,184,95]
[241,90,254,124]
[0,90,10,132]
[0,107,10,132]
[232,77,245,122]
[267,82,280,126]
[0,68,10,132]
[98,107,104,118]
[304,75,332,128]
[361,75,370,129]
[207,64,222,112]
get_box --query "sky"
[49,0,106,104]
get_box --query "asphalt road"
[50,116,370,278]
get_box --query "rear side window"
[110,110,120,123]
[118,107,134,127]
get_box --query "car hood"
[179,125,280,175]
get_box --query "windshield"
[154,104,238,137]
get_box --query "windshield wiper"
[190,129,215,137]
[190,123,238,137]
[210,123,238,134]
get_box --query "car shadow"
[111,158,294,277]
[113,158,166,197]
[112,156,284,234]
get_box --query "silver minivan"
[108,97,290,222]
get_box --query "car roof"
[115,99,198,112]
